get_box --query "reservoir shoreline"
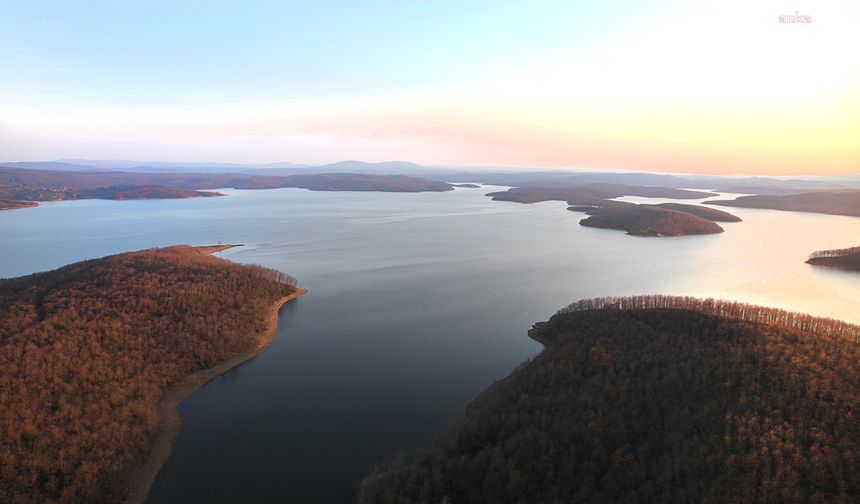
[124,287,308,504]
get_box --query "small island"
[486,186,738,236]
[706,191,860,217]
[360,296,860,503]
[576,204,725,236]
[806,246,860,271]
[0,245,303,503]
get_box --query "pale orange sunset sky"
[1,0,858,175]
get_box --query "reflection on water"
[1,185,858,503]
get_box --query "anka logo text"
[779,11,812,23]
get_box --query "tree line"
[244,264,298,286]
[808,246,860,260]
[558,295,860,344]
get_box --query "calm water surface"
[1,186,858,503]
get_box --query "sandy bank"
[124,287,307,504]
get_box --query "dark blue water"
[1,186,858,503]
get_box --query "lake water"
[1,186,858,503]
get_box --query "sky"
[1,0,858,175]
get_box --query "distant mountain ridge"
[2,161,106,172]
[5,159,858,193]
[59,159,312,172]
[3,161,859,219]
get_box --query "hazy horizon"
[2,0,858,175]
[3,157,860,180]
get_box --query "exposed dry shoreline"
[124,286,307,504]
[189,243,243,255]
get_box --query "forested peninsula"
[361,296,860,504]
[0,246,302,504]
[0,199,39,210]
[806,246,860,272]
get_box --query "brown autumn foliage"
[806,246,860,272]
[0,246,297,504]
[649,203,742,222]
[360,296,860,504]
[576,205,724,236]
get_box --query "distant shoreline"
[124,286,307,504]
[0,167,456,209]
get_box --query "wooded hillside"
[361,296,860,503]
[0,246,297,503]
